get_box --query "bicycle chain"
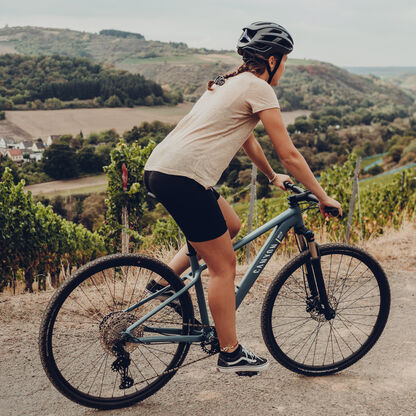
[129,318,219,387]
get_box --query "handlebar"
[283,181,342,218]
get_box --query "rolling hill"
[0,26,414,110]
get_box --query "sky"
[1,0,415,67]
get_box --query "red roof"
[7,149,23,156]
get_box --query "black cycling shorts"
[144,170,228,242]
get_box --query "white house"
[6,148,23,162]
[5,137,16,148]
[16,140,33,150]
[0,137,16,148]
[46,135,61,146]
[32,142,45,152]
[29,152,42,162]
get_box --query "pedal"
[236,371,258,377]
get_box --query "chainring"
[200,330,220,355]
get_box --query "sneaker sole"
[216,361,270,373]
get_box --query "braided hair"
[206,53,274,91]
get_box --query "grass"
[24,173,108,196]
[361,154,385,169]
[44,183,108,197]
[359,170,399,190]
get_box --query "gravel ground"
[0,257,415,416]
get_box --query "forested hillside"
[0,26,413,107]
[0,54,182,110]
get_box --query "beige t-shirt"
[144,71,279,189]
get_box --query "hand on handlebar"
[283,181,342,218]
[270,174,294,191]
[318,195,342,218]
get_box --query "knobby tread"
[261,243,390,376]
[39,253,194,409]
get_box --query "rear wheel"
[39,254,194,409]
[261,244,390,376]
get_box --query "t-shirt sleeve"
[246,80,280,113]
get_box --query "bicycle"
[39,182,391,409]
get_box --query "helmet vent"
[262,34,278,42]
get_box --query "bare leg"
[150,196,241,350]
[188,231,238,351]
[160,195,241,280]
[168,243,201,276]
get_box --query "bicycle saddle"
[147,191,158,200]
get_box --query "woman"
[143,21,342,373]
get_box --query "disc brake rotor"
[309,295,338,322]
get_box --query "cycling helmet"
[237,21,294,84]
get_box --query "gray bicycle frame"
[123,203,305,345]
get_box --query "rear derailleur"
[111,343,134,390]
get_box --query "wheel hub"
[307,295,338,322]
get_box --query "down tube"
[235,217,297,309]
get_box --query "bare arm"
[258,108,342,216]
[242,133,275,180]
[242,133,293,190]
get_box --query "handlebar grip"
[283,181,304,194]
[324,206,342,218]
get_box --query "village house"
[32,141,45,152]
[6,148,23,162]
[0,136,16,149]
[29,152,42,162]
[15,140,33,150]
[46,135,61,146]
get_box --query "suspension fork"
[295,228,335,320]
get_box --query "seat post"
[186,240,197,257]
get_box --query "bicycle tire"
[261,243,390,376]
[39,253,194,409]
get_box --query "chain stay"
[129,320,218,387]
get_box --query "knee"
[209,255,236,280]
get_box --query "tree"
[100,139,155,252]
[367,165,383,176]
[0,158,20,183]
[43,143,79,179]
[0,97,13,110]
[45,98,62,109]
[388,145,405,163]
[104,95,122,107]
[77,146,103,173]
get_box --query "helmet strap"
[266,55,283,84]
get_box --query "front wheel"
[261,243,390,376]
[39,253,194,409]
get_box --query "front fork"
[295,229,335,320]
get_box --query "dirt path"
[1,230,414,416]
[24,174,107,196]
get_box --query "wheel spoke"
[265,247,389,374]
[40,255,192,406]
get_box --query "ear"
[268,56,276,69]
